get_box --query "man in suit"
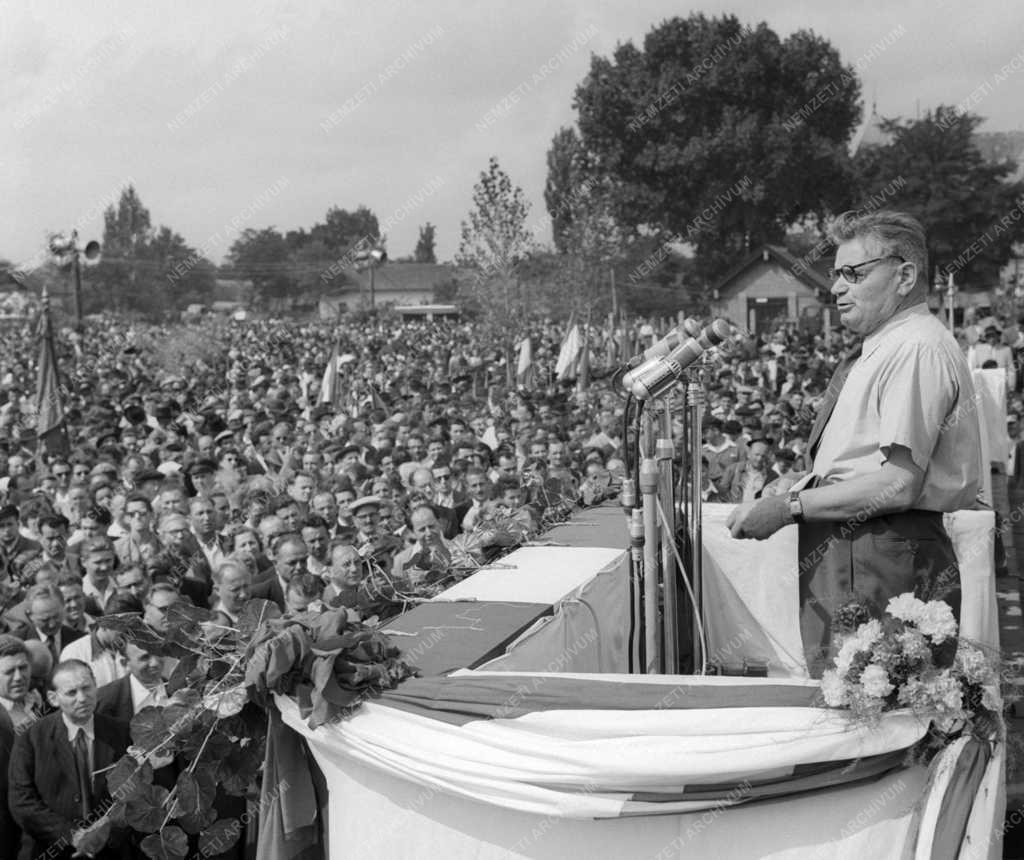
[454,468,491,532]
[406,470,459,538]
[250,534,307,610]
[148,514,212,608]
[95,641,175,789]
[9,660,130,859]
[16,584,85,665]
[0,634,39,859]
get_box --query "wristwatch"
[787,490,805,524]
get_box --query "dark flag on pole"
[35,288,69,457]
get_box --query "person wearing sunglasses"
[727,209,981,676]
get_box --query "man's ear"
[896,261,918,295]
[46,688,59,710]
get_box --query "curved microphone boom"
[625,319,733,400]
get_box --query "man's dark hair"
[271,495,298,514]
[301,514,329,531]
[0,634,29,660]
[38,513,70,533]
[123,492,152,511]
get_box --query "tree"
[414,223,437,263]
[148,225,216,310]
[544,127,587,253]
[309,205,380,253]
[853,106,1024,288]
[227,228,295,309]
[457,156,535,324]
[97,185,152,312]
[571,14,860,283]
[92,185,215,317]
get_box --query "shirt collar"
[62,713,95,743]
[36,627,59,645]
[862,303,930,361]
[129,674,166,712]
[82,577,116,600]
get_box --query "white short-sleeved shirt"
[813,304,981,511]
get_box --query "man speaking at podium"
[726,210,981,676]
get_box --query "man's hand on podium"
[726,494,792,540]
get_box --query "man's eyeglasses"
[828,255,905,284]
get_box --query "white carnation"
[859,664,894,699]
[915,601,958,644]
[835,636,861,676]
[954,644,993,684]
[853,618,883,650]
[820,670,847,707]
[886,593,925,623]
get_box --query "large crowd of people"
[0,299,1017,855]
[0,310,1019,634]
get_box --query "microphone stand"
[657,404,679,673]
[686,368,707,672]
[639,408,661,673]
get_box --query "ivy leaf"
[179,722,233,764]
[106,800,128,827]
[140,825,189,860]
[217,740,265,796]
[192,763,218,806]
[125,783,170,833]
[199,819,242,857]
[168,686,203,709]
[161,703,197,739]
[95,613,167,654]
[165,654,200,695]
[130,707,171,751]
[203,683,249,718]
[168,602,214,626]
[178,804,218,835]
[107,754,153,799]
[171,771,202,820]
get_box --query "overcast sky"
[3,0,1022,271]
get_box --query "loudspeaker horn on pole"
[82,240,102,265]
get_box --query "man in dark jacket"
[9,660,131,859]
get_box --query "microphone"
[625,319,733,400]
[625,319,703,369]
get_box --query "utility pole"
[48,230,100,330]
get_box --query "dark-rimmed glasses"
[828,255,905,284]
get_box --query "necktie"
[44,635,58,665]
[807,343,863,458]
[74,728,92,819]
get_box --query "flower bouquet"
[820,593,1001,743]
